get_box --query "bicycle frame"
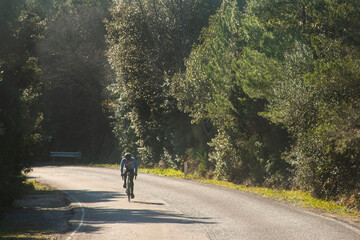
[123,171,134,202]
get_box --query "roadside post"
[184,155,188,178]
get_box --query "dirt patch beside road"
[0,187,73,239]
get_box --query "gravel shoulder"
[0,188,74,239]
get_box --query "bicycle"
[122,171,136,202]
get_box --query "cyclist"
[120,152,138,199]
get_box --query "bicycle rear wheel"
[126,174,131,202]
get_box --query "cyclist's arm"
[120,158,125,174]
[133,158,138,175]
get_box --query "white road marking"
[64,191,86,240]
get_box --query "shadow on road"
[61,189,216,234]
[132,200,164,205]
[64,189,125,203]
[0,191,73,239]
[73,207,215,234]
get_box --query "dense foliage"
[37,0,117,162]
[106,0,222,166]
[175,0,359,200]
[1,0,359,214]
[0,0,44,215]
[239,0,360,199]
[0,0,117,216]
[172,1,290,186]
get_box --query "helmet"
[124,152,131,160]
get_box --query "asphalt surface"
[30,166,360,240]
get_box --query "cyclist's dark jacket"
[120,157,138,175]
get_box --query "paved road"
[30,166,360,240]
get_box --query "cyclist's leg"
[123,170,128,188]
[129,169,135,195]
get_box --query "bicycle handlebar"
[121,172,137,180]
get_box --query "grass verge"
[196,179,358,215]
[23,180,55,194]
[92,164,359,218]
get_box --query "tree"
[37,0,117,162]
[0,0,44,215]
[106,0,221,166]
[236,0,360,198]
[173,1,290,185]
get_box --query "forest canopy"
[1,0,359,215]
